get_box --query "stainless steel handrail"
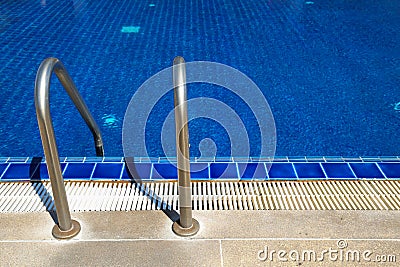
[172,56,200,236]
[34,57,104,239]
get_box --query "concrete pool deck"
[1,210,399,266]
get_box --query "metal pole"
[172,56,200,237]
[35,58,103,239]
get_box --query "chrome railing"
[34,57,104,239]
[172,56,200,236]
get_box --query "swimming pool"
[1,0,399,157]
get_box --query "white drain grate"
[0,181,399,212]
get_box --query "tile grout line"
[219,239,224,267]
[1,238,399,244]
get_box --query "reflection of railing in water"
[172,56,200,236]
[35,57,104,239]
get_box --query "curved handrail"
[34,57,104,239]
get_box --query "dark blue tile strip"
[0,161,68,181]
[294,163,326,179]
[33,163,67,180]
[122,163,152,180]
[321,163,356,179]
[152,163,211,179]
[0,163,9,179]
[1,163,36,180]
[237,163,267,179]
[63,163,96,179]
[210,163,238,179]
[378,163,400,179]
[267,163,297,179]
[152,163,177,179]
[190,163,210,179]
[349,163,385,179]
[1,158,399,181]
[91,163,123,179]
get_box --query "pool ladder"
[35,58,104,239]
[35,57,198,239]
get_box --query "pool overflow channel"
[34,56,199,239]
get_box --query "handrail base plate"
[52,219,81,240]
[172,218,200,237]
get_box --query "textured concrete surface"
[1,210,399,266]
[1,240,221,267]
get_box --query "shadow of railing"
[28,157,179,223]
[124,157,180,222]
[29,157,58,224]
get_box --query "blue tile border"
[349,163,385,179]
[321,163,356,179]
[378,163,400,179]
[0,163,8,178]
[1,163,37,181]
[33,163,67,181]
[122,162,152,181]
[268,163,297,180]
[190,163,210,180]
[0,157,399,182]
[237,163,267,180]
[91,163,123,180]
[210,163,238,179]
[152,163,178,179]
[63,163,96,179]
[294,163,326,179]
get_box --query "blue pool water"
[1,0,399,157]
